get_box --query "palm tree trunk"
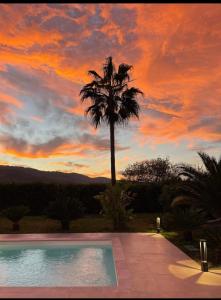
[13,221,20,231]
[110,121,116,185]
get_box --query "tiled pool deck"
[0,232,220,298]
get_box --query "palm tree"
[2,205,29,231]
[177,151,221,218]
[80,56,143,185]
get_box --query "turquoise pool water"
[0,241,117,287]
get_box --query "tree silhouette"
[80,57,143,185]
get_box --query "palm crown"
[80,56,143,128]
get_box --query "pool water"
[0,241,117,287]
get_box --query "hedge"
[0,182,163,215]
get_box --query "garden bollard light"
[156,217,160,233]
[200,239,208,272]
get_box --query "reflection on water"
[0,243,116,287]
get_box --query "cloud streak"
[0,3,221,175]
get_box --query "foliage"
[80,56,143,128]
[46,190,85,230]
[0,183,106,215]
[1,205,29,231]
[161,212,176,231]
[1,205,29,222]
[94,183,134,230]
[158,179,183,212]
[0,181,167,215]
[177,151,221,218]
[203,226,221,247]
[171,195,195,209]
[171,207,206,231]
[163,207,206,241]
[122,157,178,183]
[127,182,163,213]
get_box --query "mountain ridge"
[0,165,110,184]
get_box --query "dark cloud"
[4,117,34,138]
[188,115,221,133]
[147,96,183,112]
[0,65,81,117]
[61,162,89,168]
[77,133,129,152]
[41,15,82,35]
[0,65,56,113]
[0,135,28,153]
[62,30,119,65]
[0,129,129,158]
[66,8,86,19]
[144,108,180,121]
[87,7,106,29]
[22,11,49,27]
[47,4,67,10]
[0,134,68,156]
[31,136,68,154]
[111,7,137,29]
[46,4,86,19]
[189,140,221,152]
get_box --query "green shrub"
[94,183,134,230]
[158,179,186,212]
[1,205,29,231]
[162,212,175,231]
[202,226,221,265]
[46,196,85,231]
[203,226,221,246]
[127,182,163,213]
[169,208,206,241]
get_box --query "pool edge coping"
[0,233,132,297]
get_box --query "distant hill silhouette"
[0,165,110,184]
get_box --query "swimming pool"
[0,241,117,287]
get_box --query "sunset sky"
[0,3,221,178]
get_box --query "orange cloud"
[0,92,23,108]
[0,3,221,174]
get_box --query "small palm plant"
[46,196,85,231]
[1,205,29,231]
[177,151,221,218]
[171,207,206,241]
[80,56,143,185]
[94,183,134,230]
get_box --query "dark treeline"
[0,181,165,215]
[0,183,106,215]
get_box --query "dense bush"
[127,182,163,213]
[162,207,206,241]
[158,179,184,212]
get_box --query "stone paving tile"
[0,232,220,298]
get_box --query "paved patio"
[0,232,220,298]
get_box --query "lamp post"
[156,217,160,233]
[199,239,208,272]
